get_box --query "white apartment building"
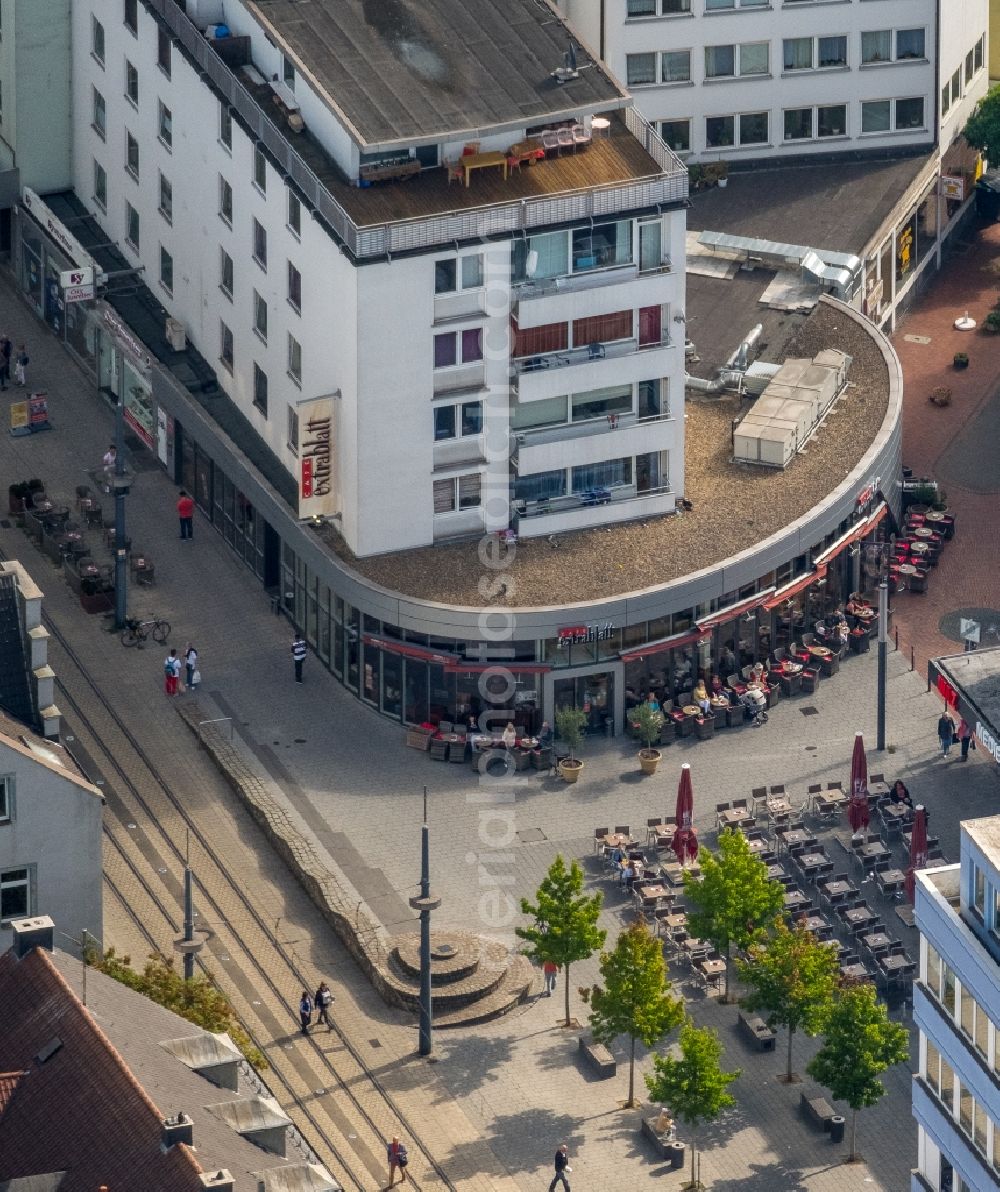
[558,0,989,165]
[59,0,687,558]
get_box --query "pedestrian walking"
[14,344,29,387]
[164,649,181,696]
[937,710,955,758]
[542,959,557,997]
[958,716,975,761]
[314,981,335,1028]
[548,1143,571,1192]
[298,990,313,1035]
[386,1136,409,1186]
[184,644,199,691]
[177,489,195,539]
[102,444,117,492]
[0,334,11,390]
[292,633,307,683]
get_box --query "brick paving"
[890,220,1000,671]
[3,262,1000,1190]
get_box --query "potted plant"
[555,707,588,784]
[983,310,1000,334]
[953,352,969,369]
[688,164,704,192]
[633,702,664,775]
[928,386,952,407]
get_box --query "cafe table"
[638,883,670,903]
[910,541,931,556]
[842,905,876,933]
[783,888,810,913]
[717,806,752,829]
[463,150,507,187]
[659,912,687,936]
[912,526,935,539]
[601,833,635,850]
[682,936,710,954]
[819,878,855,900]
[745,836,769,856]
[798,914,831,937]
[857,841,891,866]
[878,867,907,892]
[897,563,919,577]
[777,827,811,852]
[767,797,794,818]
[699,957,727,983]
[881,801,911,825]
[880,953,914,975]
[861,931,892,953]
[682,705,700,717]
[797,852,830,877]
[840,962,872,982]
[809,645,832,658]
[766,862,790,882]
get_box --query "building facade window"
[973,863,986,916]
[92,87,107,139]
[219,247,233,298]
[158,172,172,223]
[125,130,139,179]
[660,119,691,152]
[662,51,690,84]
[288,334,302,384]
[0,866,30,922]
[125,59,138,105]
[253,363,268,416]
[435,254,485,293]
[253,290,268,342]
[220,102,232,151]
[158,100,172,148]
[817,104,847,137]
[287,261,302,311]
[0,775,12,823]
[219,177,233,225]
[896,28,925,61]
[784,107,813,140]
[895,97,925,130]
[92,16,106,65]
[287,404,299,452]
[125,202,140,251]
[159,245,173,293]
[287,190,301,237]
[433,473,482,514]
[254,146,267,193]
[627,53,657,86]
[124,0,138,36]
[434,400,483,440]
[157,27,171,76]
[220,320,234,372]
[433,328,483,368]
[93,160,108,211]
[706,115,735,149]
[252,218,267,269]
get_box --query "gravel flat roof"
[319,301,890,607]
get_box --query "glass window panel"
[382,650,402,719]
[627,0,656,16]
[706,116,735,149]
[740,43,768,76]
[818,36,847,68]
[960,985,974,1037]
[862,100,891,134]
[525,231,569,280]
[943,963,956,1016]
[783,38,813,71]
[404,658,428,724]
[434,406,456,440]
[959,1084,973,1134]
[571,457,632,492]
[572,221,632,272]
[740,112,768,144]
[511,395,568,429]
[659,120,690,153]
[458,474,481,509]
[627,53,657,85]
[784,108,813,140]
[925,1038,940,1094]
[662,51,690,83]
[461,254,484,288]
[461,328,483,362]
[434,333,457,368]
[435,259,456,294]
[514,470,567,503]
[818,105,847,137]
[940,1056,955,1109]
[896,28,925,60]
[975,1000,990,1056]
[895,97,924,130]
[862,30,891,64]
[571,385,633,422]
[974,865,986,913]
[974,1101,988,1153]
[461,401,483,435]
[705,45,735,78]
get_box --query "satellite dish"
[525,250,539,279]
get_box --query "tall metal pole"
[876,579,888,751]
[183,866,196,980]
[113,354,128,629]
[409,786,440,1057]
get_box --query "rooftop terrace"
[248,0,627,148]
[316,300,891,607]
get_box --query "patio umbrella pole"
[876,580,888,751]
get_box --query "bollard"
[894,627,899,651]
[910,646,915,672]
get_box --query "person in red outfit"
[177,490,195,539]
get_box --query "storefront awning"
[814,503,888,567]
[619,627,706,663]
[362,635,458,665]
[696,589,776,633]
[443,661,551,675]
[763,565,827,610]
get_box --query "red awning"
[619,627,706,663]
[763,564,828,610]
[814,503,888,566]
[696,589,776,632]
[362,635,458,665]
[444,661,551,675]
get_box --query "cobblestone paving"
[2,262,999,1190]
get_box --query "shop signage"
[940,175,966,202]
[975,720,1000,765]
[935,674,959,708]
[21,188,100,276]
[897,224,914,278]
[59,267,95,303]
[855,476,881,513]
[9,393,50,437]
[557,622,615,646]
[297,395,336,520]
[100,303,151,373]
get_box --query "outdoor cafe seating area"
[10,474,157,614]
[588,763,930,1006]
[888,505,956,595]
[406,720,554,772]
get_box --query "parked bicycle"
[120,617,171,648]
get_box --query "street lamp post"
[876,579,888,751]
[113,382,128,629]
[408,787,441,1057]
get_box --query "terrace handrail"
[152,0,689,260]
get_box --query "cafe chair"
[614,825,631,838]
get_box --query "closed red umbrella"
[672,764,695,865]
[847,732,870,833]
[905,804,928,903]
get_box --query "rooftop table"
[463,151,508,187]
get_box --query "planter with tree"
[953,352,969,369]
[633,702,664,775]
[8,481,30,516]
[737,918,839,1082]
[683,828,784,1003]
[517,855,605,1029]
[645,1017,740,1190]
[555,706,588,783]
[806,981,909,1162]
[984,310,1000,334]
[587,920,683,1108]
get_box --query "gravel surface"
[321,302,890,608]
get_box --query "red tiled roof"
[0,948,204,1191]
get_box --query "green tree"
[684,829,784,1001]
[806,982,909,1161]
[646,1017,740,1189]
[555,706,588,764]
[737,918,839,1081]
[963,85,1000,168]
[632,701,664,753]
[87,947,268,1069]
[517,855,605,1027]
[588,921,684,1107]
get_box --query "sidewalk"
[890,219,1000,669]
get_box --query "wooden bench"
[800,1091,836,1131]
[738,1009,776,1052]
[577,1036,616,1079]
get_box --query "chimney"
[162,1111,194,1149]
[11,916,55,957]
[200,1171,235,1191]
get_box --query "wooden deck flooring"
[282,110,662,228]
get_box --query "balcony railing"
[514,482,672,519]
[511,334,671,377]
[512,409,672,451]
[513,258,673,302]
[151,0,688,260]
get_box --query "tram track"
[26,595,456,1192]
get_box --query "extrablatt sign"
[297,395,336,520]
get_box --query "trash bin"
[667,1141,686,1169]
[829,1115,846,1144]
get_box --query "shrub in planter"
[555,706,588,783]
[633,703,664,775]
[929,386,952,407]
[953,352,969,369]
[983,311,1000,334]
